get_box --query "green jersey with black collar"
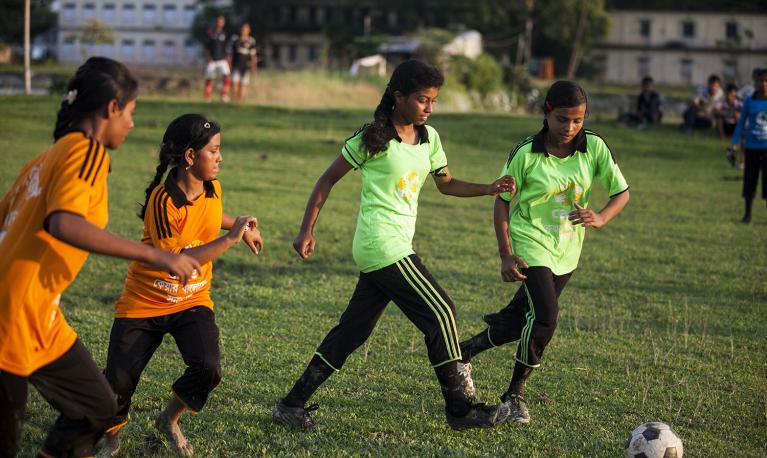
[499,128,629,275]
[341,124,447,273]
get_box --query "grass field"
[1,96,765,457]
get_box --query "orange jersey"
[0,131,110,376]
[115,170,222,318]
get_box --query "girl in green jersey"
[459,81,630,424]
[273,60,516,431]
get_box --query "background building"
[591,10,767,85]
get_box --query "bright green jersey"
[499,128,629,275]
[341,124,447,272]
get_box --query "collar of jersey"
[164,167,216,207]
[531,125,587,157]
[391,122,429,145]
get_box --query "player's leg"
[742,148,760,223]
[203,62,216,101]
[0,371,28,458]
[376,255,504,430]
[274,274,389,430]
[29,340,117,457]
[219,61,231,102]
[99,317,165,457]
[238,71,250,102]
[231,70,241,102]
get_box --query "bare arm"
[432,166,515,197]
[46,211,201,285]
[493,197,528,282]
[568,190,630,228]
[293,154,353,259]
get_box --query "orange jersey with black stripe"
[0,131,110,376]
[114,169,222,318]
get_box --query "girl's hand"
[486,175,516,196]
[568,203,606,228]
[152,251,202,286]
[293,230,316,259]
[242,226,263,256]
[500,253,528,282]
[227,215,258,243]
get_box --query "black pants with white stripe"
[316,254,462,369]
[480,267,572,367]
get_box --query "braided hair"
[138,114,221,219]
[361,60,444,154]
[53,57,138,140]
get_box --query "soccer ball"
[625,421,684,458]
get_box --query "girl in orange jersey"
[0,58,200,458]
[97,114,262,457]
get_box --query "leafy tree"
[0,0,56,45]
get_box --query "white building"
[591,10,767,85]
[56,0,209,66]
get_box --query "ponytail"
[138,114,221,220]
[53,57,138,140]
[360,60,444,155]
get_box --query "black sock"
[282,355,334,408]
[459,330,494,363]
[745,198,753,217]
[503,361,534,401]
[434,361,471,417]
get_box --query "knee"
[202,357,222,389]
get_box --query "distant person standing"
[203,15,231,103]
[731,68,767,223]
[715,84,742,140]
[229,23,257,103]
[682,74,723,134]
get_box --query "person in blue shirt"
[731,68,767,223]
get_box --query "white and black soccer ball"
[625,421,684,458]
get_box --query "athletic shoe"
[501,394,530,424]
[457,362,476,398]
[272,401,319,431]
[445,403,502,430]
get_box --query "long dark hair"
[361,59,444,154]
[542,80,589,129]
[139,114,221,219]
[53,57,138,140]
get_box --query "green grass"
[1,96,765,457]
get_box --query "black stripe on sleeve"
[505,137,533,169]
[342,144,362,168]
[160,193,173,239]
[78,139,95,179]
[90,147,107,186]
[609,186,630,198]
[152,190,166,239]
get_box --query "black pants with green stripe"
[316,254,462,370]
[483,267,572,367]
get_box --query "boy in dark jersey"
[203,15,231,102]
[229,23,257,103]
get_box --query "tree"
[0,0,56,45]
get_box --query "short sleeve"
[427,126,447,174]
[145,188,184,253]
[594,137,629,197]
[499,143,527,202]
[341,130,368,170]
[46,137,109,220]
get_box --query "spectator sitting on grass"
[617,76,662,128]
[715,83,742,140]
[681,74,723,134]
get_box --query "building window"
[62,36,77,59]
[163,5,176,23]
[680,59,693,84]
[142,39,156,59]
[681,21,695,39]
[122,4,136,23]
[184,39,199,60]
[184,5,196,24]
[143,4,157,24]
[103,3,116,23]
[288,44,297,62]
[725,22,738,40]
[307,44,318,62]
[639,19,651,38]
[121,39,135,59]
[161,40,175,60]
[271,44,281,62]
[637,56,649,79]
[62,3,76,22]
[387,11,398,29]
[83,3,96,20]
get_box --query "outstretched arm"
[45,211,201,285]
[293,154,353,259]
[432,166,515,197]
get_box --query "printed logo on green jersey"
[552,181,583,207]
[396,171,420,203]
